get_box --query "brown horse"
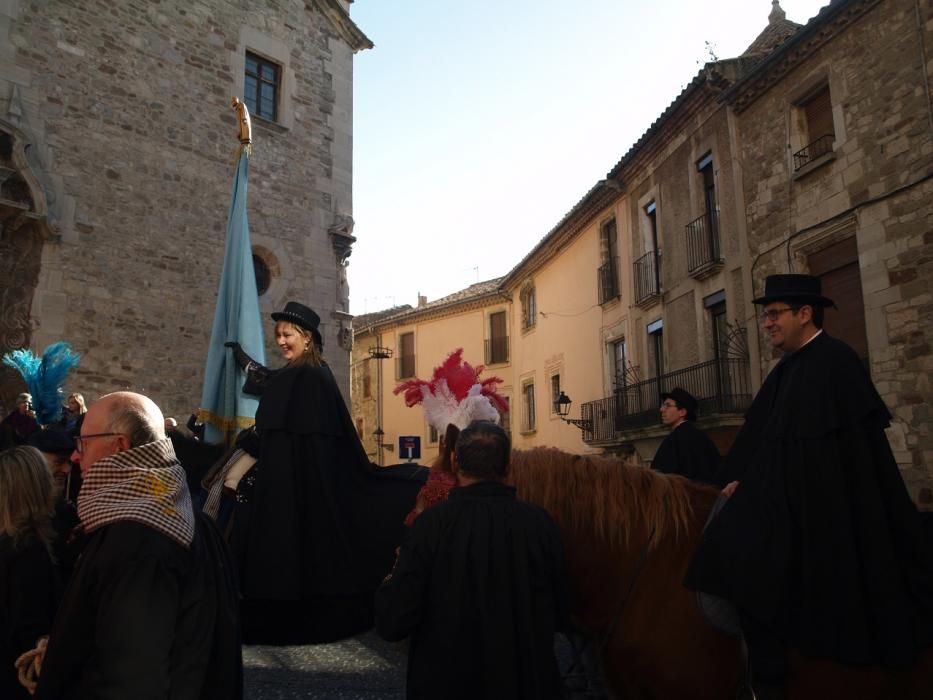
[508,447,933,700]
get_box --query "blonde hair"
[68,392,87,414]
[275,321,325,368]
[0,446,55,547]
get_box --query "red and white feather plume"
[394,348,509,433]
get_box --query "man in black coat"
[375,420,569,700]
[685,274,933,685]
[652,387,720,483]
[19,392,242,700]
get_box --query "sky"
[347,0,830,315]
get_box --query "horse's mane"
[509,447,699,551]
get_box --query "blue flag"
[198,148,266,445]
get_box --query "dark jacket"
[651,420,721,483]
[35,515,242,700]
[375,480,569,700]
[686,332,933,666]
[0,535,57,700]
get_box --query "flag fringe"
[197,407,256,431]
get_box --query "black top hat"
[272,301,323,348]
[28,428,75,455]
[752,274,834,307]
[661,387,698,421]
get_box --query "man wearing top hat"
[685,274,933,687]
[652,387,721,483]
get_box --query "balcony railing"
[793,133,834,171]
[485,336,510,365]
[396,355,416,380]
[633,251,661,304]
[579,357,752,443]
[685,211,722,276]
[597,256,620,304]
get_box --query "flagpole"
[197,98,266,446]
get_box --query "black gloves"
[225,341,255,371]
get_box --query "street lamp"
[555,391,593,433]
[373,427,385,466]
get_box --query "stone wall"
[350,327,380,461]
[0,0,359,418]
[623,91,749,377]
[735,0,933,500]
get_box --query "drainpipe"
[916,0,933,139]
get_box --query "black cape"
[685,332,933,666]
[35,516,242,700]
[232,364,426,644]
[651,420,721,483]
[375,481,569,700]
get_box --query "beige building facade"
[351,0,932,502]
[0,0,369,416]
[356,282,513,466]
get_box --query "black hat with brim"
[661,387,699,420]
[272,301,323,348]
[752,274,834,307]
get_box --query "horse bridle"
[598,527,655,652]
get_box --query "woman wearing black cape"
[227,302,425,644]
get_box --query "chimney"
[769,0,786,24]
[417,293,428,308]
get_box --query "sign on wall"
[399,435,421,461]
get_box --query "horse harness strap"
[599,527,655,653]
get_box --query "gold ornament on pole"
[231,96,252,157]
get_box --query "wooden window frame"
[521,380,536,433]
[245,51,280,122]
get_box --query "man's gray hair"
[102,392,166,448]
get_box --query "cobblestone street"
[243,632,407,700]
[243,632,587,699]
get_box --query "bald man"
[20,392,242,700]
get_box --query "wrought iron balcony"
[485,336,510,365]
[793,133,834,171]
[579,357,752,443]
[633,251,661,305]
[685,211,722,277]
[597,256,620,305]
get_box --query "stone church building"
[0,0,368,417]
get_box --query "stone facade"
[594,61,760,463]
[727,0,933,502]
[0,0,369,417]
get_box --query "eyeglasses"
[74,433,124,454]
[660,401,678,409]
[759,307,799,323]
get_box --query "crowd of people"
[0,275,931,699]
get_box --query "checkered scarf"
[77,438,195,547]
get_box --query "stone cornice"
[721,0,882,113]
[308,0,374,52]
[609,84,719,184]
[369,289,507,333]
[500,183,620,292]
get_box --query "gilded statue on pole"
[232,96,252,156]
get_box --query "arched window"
[253,254,271,296]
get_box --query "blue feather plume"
[3,342,82,425]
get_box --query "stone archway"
[0,122,52,414]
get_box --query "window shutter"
[804,87,834,142]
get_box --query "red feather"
[393,348,508,413]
